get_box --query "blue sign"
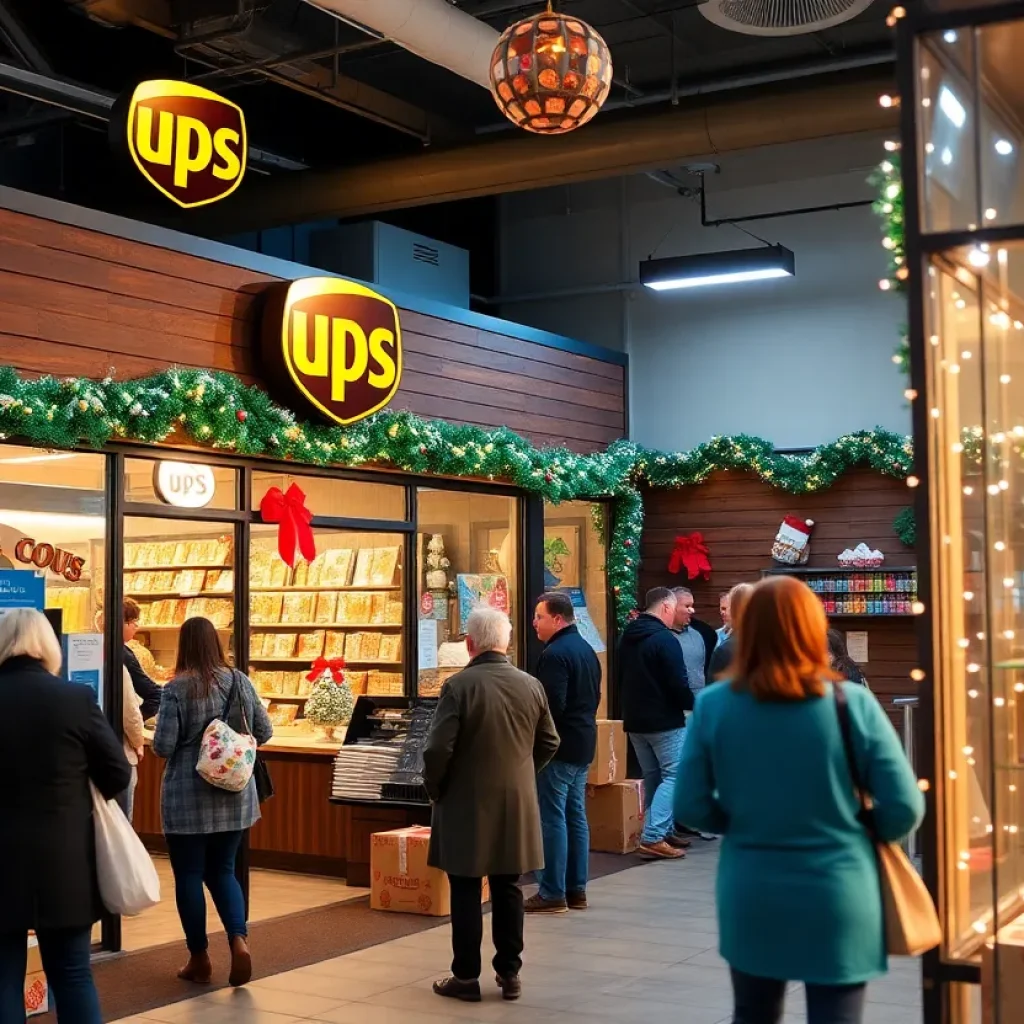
[0,569,45,613]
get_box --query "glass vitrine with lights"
[901,4,1024,1022]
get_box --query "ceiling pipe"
[303,0,497,89]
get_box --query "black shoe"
[674,824,717,841]
[433,977,481,1002]
[567,891,588,910]
[496,974,522,1000]
[666,832,693,849]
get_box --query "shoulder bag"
[225,669,275,803]
[834,682,941,956]
[196,672,258,793]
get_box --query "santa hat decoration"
[772,516,815,566]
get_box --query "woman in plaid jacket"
[153,617,272,988]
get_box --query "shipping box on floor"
[588,720,626,786]
[586,779,644,854]
[370,826,489,916]
[25,935,48,1018]
[982,916,1024,1024]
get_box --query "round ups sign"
[260,278,403,427]
[117,80,247,208]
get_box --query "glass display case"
[901,4,1024,1021]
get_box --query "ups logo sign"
[261,278,402,427]
[123,80,247,208]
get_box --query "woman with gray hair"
[0,608,131,1023]
[424,606,560,1005]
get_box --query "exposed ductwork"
[304,0,499,89]
[190,71,896,235]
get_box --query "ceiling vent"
[698,0,875,36]
[412,242,440,266]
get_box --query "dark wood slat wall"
[640,470,918,728]
[0,207,625,453]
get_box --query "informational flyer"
[65,633,105,708]
[417,619,438,671]
[846,630,869,664]
[557,587,606,654]
[0,569,44,618]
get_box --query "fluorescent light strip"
[939,86,966,129]
[0,453,77,466]
[644,267,792,291]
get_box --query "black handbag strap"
[834,682,879,841]
[224,669,252,736]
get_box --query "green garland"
[893,506,916,548]
[870,152,911,380]
[0,366,913,628]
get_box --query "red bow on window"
[307,656,346,684]
[259,483,316,568]
[668,532,712,580]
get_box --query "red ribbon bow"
[668,532,712,581]
[259,483,316,568]
[307,656,346,684]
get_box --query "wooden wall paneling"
[640,469,918,725]
[1,204,626,453]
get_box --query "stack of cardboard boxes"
[585,720,644,854]
[25,935,48,1017]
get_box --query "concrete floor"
[109,842,923,1024]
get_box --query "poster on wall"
[64,634,104,709]
[556,587,606,654]
[457,574,509,632]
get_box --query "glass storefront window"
[543,500,610,716]
[123,517,237,684]
[125,457,239,510]
[251,470,405,521]
[416,489,519,696]
[248,524,405,728]
[0,445,107,648]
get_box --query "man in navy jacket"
[526,592,601,914]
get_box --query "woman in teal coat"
[675,575,924,1024]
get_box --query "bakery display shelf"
[128,590,233,599]
[258,693,308,702]
[126,564,231,571]
[247,659,403,667]
[139,624,233,632]
[251,585,402,593]
[252,622,403,630]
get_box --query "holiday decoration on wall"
[772,516,815,565]
[259,483,316,568]
[0,366,914,629]
[870,148,910,380]
[893,506,916,548]
[489,3,613,135]
[667,532,712,580]
[303,657,354,740]
[838,544,885,568]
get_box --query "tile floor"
[110,842,923,1024]
[119,857,368,951]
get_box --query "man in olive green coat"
[424,605,560,1005]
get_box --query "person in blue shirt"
[675,575,923,1024]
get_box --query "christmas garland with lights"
[870,151,911,379]
[0,366,913,627]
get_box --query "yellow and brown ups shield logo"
[124,80,246,208]
[261,278,403,426]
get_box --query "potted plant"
[303,657,354,741]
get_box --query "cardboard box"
[370,826,489,916]
[588,719,627,786]
[586,779,644,854]
[982,917,1024,1024]
[25,936,48,1018]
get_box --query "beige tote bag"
[835,684,941,957]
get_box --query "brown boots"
[177,935,251,988]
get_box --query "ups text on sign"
[261,278,403,427]
[125,80,247,208]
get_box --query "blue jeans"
[630,727,686,844]
[165,830,247,954]
[731,968,867,1024]
[0,926,101,1024]
[535,760,590,901]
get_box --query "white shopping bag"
[90,783,161,916]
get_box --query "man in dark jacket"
[526,592,601,915]
[123,598,162,720]
[423,607,560,1004]
[617,587,691,859]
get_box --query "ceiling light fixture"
[995,138,1014,156]
[640,245,795,292]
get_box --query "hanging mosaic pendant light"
[489,2,613,135]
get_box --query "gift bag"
[772,516,814,565]
[90,784,161,916]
